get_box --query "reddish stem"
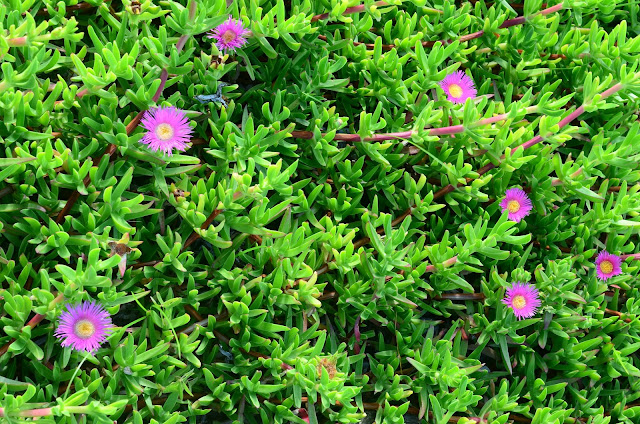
[425,256,458,272]
[0,313,46,355]
[318,2,564,51]
[457,3,564,44]
[474,83,622,179]
[7,37,27,47]
[213,329,292,370]
[0,407,54,418]
[345,78,627,264]
[291,106,537,143]
[34,0,110,15]
[311,0,388,22]
[604,308,631,323]
[182,209,223,251]
[152,69,169,103]
[0,294,64,357]
[54,7,197,223]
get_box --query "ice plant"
[439,70,477,104]
[140,106,193,155]
[208,16,249,53]
[502,282,541,320]
[594,251,622,281]
[500,188,533,223]
[54,301,113,353]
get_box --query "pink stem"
[425,256,458,273]
[151,69,169,103]
[292,106,538,142]
[428,125,464,136]
[476,82,623,177]
[7,37,27,47]
[0,407,54,418]
[176,34,189,51]
[0,293,63,357]
[20,408,54,417]
[621,253,640,260]
[311,1,562,25]
[454,3,565,44]
[151,1,195,103]
[419,79,628,222]
[311,0,388,22]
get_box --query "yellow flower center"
[512,295,526,310]
[600,260,613,274]
[507,200,521,213]
[74,319,96,339]
[155,123,174,141]
[449,84,463,98]
[222,30,236,43]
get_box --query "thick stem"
[151,33,189,104]
[7,37,27,47]
[151,69,169,103]
[459,3,565,44]
[187,0,197,20]
[182,209,223,251]
[318,2,565,51]
[476,82,623,178]
[345,77,630,261]
[425,256,458,273]
[0,407,54,418]
[292,106,538,142]
[311,0,388,22]
[54,2,199,223]
[0,293,64,356]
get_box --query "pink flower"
[500,188,533,223]
[439,70,477,104]
[594,251,622,281]
[502,282,541,320]
[140,106,193,156]
[55,301,113,353]
[207,16,250,53]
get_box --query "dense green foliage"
[2,0,640,422]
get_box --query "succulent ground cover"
[2,0,640,422]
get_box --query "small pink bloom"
[500,188,533,223]
[502,282,541,320]
[140,106,193,156]
[594,251,622,281]
[439,70,477,104]
[55,301,113,353]
[207,16,250,53]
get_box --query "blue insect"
[194,82,229,107]
[218,345,234,363]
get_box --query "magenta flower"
[207,16,250,53]
[594,251,622,281]
[500,188,533,223]
[439,70,477,104]
[140,106,193,156]
[502,282,541,320]
[54,301,113,353]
